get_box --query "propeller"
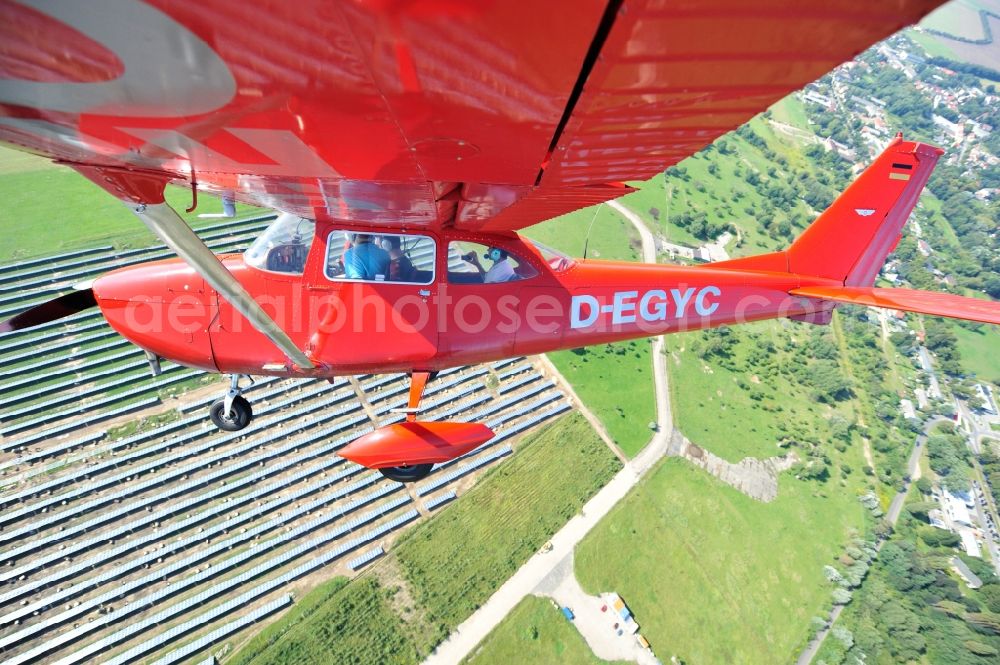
[0,285,97,333]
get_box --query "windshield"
[244,214,316,275]
[523,238,575,272]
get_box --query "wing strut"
[73,166,315,370]
[130,201,315,369]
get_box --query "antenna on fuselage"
[582,203,603,260]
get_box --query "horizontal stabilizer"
[790,286,1000,326]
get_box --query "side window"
[447,241,538,284]
[244,214,315,276]
[325,231,435,284]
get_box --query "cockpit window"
[523,238,575,272]
[447,241,538,284]
[325,230,435,284]
[244,214,315,275]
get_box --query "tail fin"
[713,134,944,285]
[789,134,943,285]
[710,136,1000,327]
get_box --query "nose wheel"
[209,375,254,432]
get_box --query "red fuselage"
[92,225,836,377]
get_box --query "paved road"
[954,398,1000,575]
[798,416,945,665]
[607,199,730,262]
[917,347,943,400]
[423,199,673,665]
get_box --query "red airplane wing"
[0,0,943,231]
[790,286,1000,326]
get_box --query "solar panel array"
[348,546,385,571]
[0,220,569,664]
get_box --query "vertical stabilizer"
[787,134,943,285]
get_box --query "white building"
[944,489,973,527]
[959,529,982,558]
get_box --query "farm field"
[228,413,622,663]
[575,457,868,665]
[914,0,1000,73]
[227,577,420,665]
[462,596,629,665]
[921,0,996,40]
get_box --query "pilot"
[381,236,416,282]
[464,246,515,283]
[344,233,390,280]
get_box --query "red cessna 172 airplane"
[2,0,998,482]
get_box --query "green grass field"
[463,596,630,665]
[229,577,422,665]
[0,144,260,262]
[524,212,656,456]
[395,414,621,646]
[954,323,1000,384]
[663,321,858,463]
[548,342,655,457]
[228,414,622,663]
[575,458,867,665]
[522,204,642,262]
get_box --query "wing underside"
[0,0,944,231]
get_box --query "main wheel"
[209,395,253,432]
[379,463,433,483]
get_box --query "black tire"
[379,463,433,483]
[209,395,252,432]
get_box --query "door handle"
[418,289,431,298]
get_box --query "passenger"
[381,236,416,282]
[463,246,515,283]
[343,233,390,280]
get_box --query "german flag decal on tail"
[889,162,913,180]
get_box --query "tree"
[905,501,938,521]
[919,526,961,548]
[983,274,1000,299]
[980,584,1000,614]
[965,612,1000,635]
[964,641,998,657]
[832,588,853,605]
[916,477,933,495]
[811,360,852,402]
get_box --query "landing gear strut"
[209,374,253,432]
[339,370,495,483]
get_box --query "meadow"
[954,323,1000,384]
[662,320,860,463]
[575,457,868,665]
